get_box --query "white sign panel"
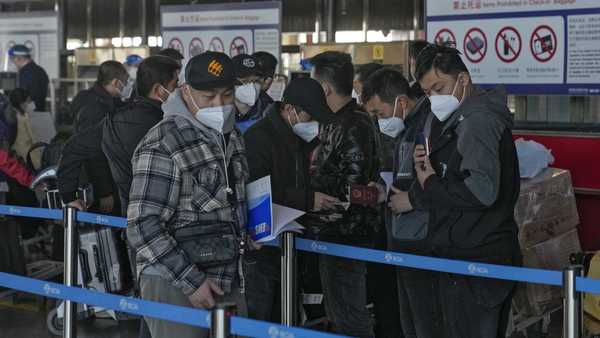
[0,12,59,79]
[427,16,565,84]
[427,0,600,16]
[426,0,600,95]
[161,2,281,64]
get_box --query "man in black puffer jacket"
[308,51,379,338]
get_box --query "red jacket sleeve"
[0,149,34,188]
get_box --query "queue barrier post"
[211,302,236,338]
[562,265,583,338]
[63,206,78,338]
[281,231,297,326]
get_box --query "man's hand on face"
[188,279,224,309]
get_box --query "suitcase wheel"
[47,307,63,336]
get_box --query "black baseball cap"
[232,54,262,79]
[253,51,278,78]
[283,78,335,124]
[185,51,235,90]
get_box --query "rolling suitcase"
[78,225,131,294]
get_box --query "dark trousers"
[436,272,515,338]
[367,248,402,337]
[244,246,281,322]
[397,268,442,338]
[319,255,374,338]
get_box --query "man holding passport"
[307,51,379,338]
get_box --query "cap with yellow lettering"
[184,51,235,90]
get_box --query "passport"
[349,184,379,207]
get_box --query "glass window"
[512,96,600,124]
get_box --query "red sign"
[434,28,457,48]
[209,37,225,53]
[495,26,521,63]
[189,37,205,57]
[463,28,487,64]
[530,25,557,63]
[168,38,184,55]
[229,37,248,57]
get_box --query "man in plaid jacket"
[127,52,249,338]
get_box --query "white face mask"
[352,88,361,104]
[429,76,464,122]
[235,82,260,106]
[188,88,233,133]
[119,78,134,99]
[23,101,36,113]
[289,110,319,142]
[378,97,406,138]
[128,67,138,80]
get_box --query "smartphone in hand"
[415,132,430,156]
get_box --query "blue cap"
[8,45,30,57]
[124,54,143,66]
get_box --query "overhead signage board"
[426,1,600,95]
[161,1,281,65]
[0,11,59,79]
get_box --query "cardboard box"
[515,168,580,248]
[514,228,581,316]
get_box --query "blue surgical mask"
[293,121,319,142]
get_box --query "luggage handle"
[92,245,104,283]
[79,249,92,285]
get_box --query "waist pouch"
[172,221,240,268]
[390,210,428,241]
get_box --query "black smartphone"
[415,132,430,156]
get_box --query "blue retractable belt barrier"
[0,204,61,220]
[77,211,127,228]
[2,204,600,294]
[0,272,210,328]
[0,272,346,338]
[295,238,563,286]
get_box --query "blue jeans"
[319,255,374,338]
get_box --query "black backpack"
[26,131,72,173]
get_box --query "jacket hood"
[161,88,236,134]
[450,85,513,130]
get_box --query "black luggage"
[0,217,26,277]
[78,225,131,294]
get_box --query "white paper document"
[246,176,305,243]
[380,171,394,192]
